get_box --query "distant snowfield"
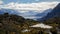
[24,16,42,19]
[24,17,42,20]
[30,23,52,29]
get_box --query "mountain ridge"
[37,3,60,22]
[0,8,52,20]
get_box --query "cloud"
[0,0,3,5]
[1,1,59,13]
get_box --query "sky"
[0,0,60,13]
[2,0,60,4]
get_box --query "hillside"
[0,13,41,34]
[37,3,60,22]
[0,13,60,34]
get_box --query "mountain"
[0,8,53,20]
[0,9,40,16]
[37,3,60,22]
[0,9,20,14]
[35,8,52,17]
[22,9,52,20]
[20,11,39,17]
[0,9,39,18]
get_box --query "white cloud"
[1,1,59,13]
[0,0,4,9]
[0,0,3,5]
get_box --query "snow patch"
[30,23,52,29]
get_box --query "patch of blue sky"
[2,0,60,4]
